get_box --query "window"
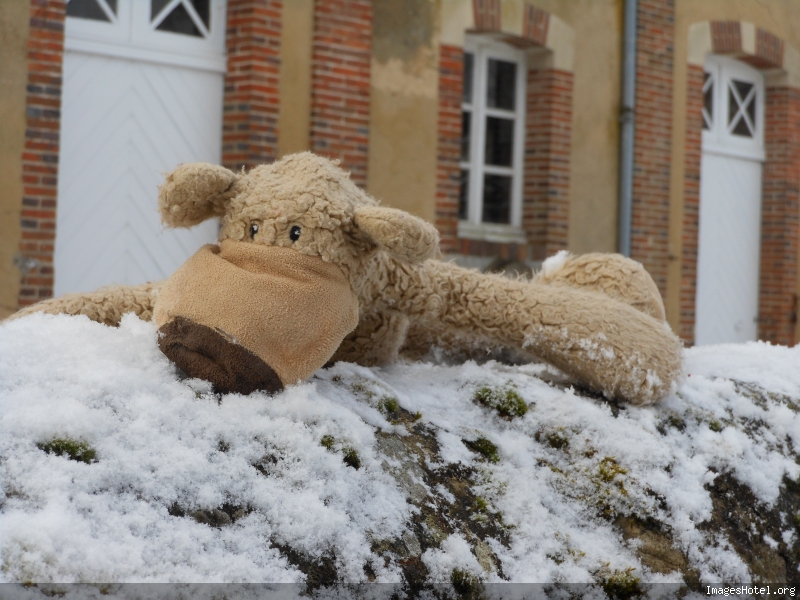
[459,37,526,240]
[702,55,764,160]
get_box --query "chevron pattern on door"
[55,50,222,296]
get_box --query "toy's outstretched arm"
[6,281,160,327]
[378,260,682,405]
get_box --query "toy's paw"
[158,317,283,395]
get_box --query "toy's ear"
[353,206,439,263]
[159,163,240,228]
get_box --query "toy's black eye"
[249,223,259,239]
[290,225,301,242]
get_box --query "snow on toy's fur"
[10,152,682,404]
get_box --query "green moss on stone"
[378,396,399,414]
[321,435,360,469]
[451,568,480,595]
[474,384,528,419]
[599,567,642,599]
[464,436,500,464]
[342,447,361,470]
[37,438,97,464]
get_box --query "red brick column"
[759,85,800,346]
[524,68,573,261]
[631,0,675,300]
[309,0,372,187]
[435,44,463,254]
[222,0,282,172]
[17,0,66,308]
[678,64,704,343]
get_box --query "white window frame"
[458,36,527,243]
[702,55,765,162]
[65,0,227,73]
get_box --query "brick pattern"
[631,0,674,299]
[755,29,784,69]
[522,5,549,46]
[524,68,573,260]
[759,86,800,346]
[309,0,372,187]
[678,64,704,343]
[435,44,463,254]
[17,0,66,308]
[222,0,282,172]
[710,21,741,54]
[472,0,500,32]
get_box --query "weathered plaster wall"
[518,0,623,256]
[666,0,800,332]
[0,0,30,318]
[277,0,314,157]
[367,0,439,222]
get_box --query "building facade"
[1,0,799,347]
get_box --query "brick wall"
[17,0,66,308]
[435,44,463,254]
[631,0,675,300]
[524,68,573,261]
[309,0,372,187]
[222,0,282,172]
[759,85,800,346]
[678,64,704,342]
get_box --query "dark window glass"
[745,92,756,130]
[463,53,474,104]
[153,0,209,36]
[702,72,713,130]
[733,80,754,103]
[156,2,203,36]
[484,117,514,167]
[728,81,754,137]
[482,174,512,224]
[461,112,471,161]
[191,0,210,28]
[151,0,171,19]
[458,171,469,220]
[487,59,516,110]
[67,0,115,21]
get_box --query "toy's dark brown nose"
[157,317,284,395]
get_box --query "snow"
[2,313,800,585]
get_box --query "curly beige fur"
[8,152,682,405]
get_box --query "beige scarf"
[153,240,359,394]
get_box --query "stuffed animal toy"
[10,152,682,405]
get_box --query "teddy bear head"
[158,151,439,277]
[152,153,439,396]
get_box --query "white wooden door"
[695,56,765,345]
[55,0,227,296]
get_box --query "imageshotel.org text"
[707,586,796,596]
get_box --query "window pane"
[487,59,516,110]
[728,82,754,138]
[463,53,474,104]
[458,170,469,220]
[484,117,514,167]
[482,174,512,224]
[461,112,471,161]
[67,0,113,21]
[153,1,209,36]
[702,72,713,130]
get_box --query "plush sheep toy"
[11,152,682,405]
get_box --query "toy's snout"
[153,240,359,395]
[157,317,283,395]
